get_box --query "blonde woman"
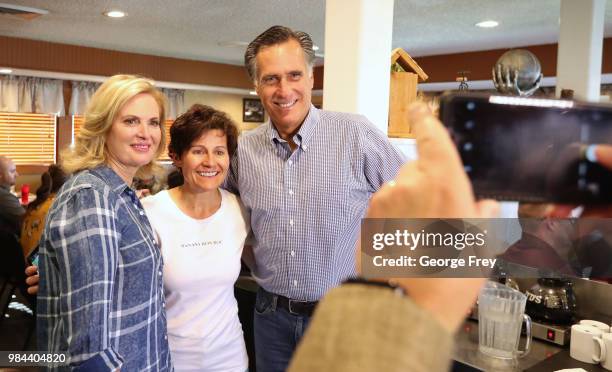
[37,75,172,371]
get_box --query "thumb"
[475,199,499,218]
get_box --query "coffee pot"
[525,278,577,325]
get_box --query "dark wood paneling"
[416,44,560,83]
[0,36,252,89]
[3,36,611,90]
[62,81,71,115]
[313,66,324,90]
[17,165,48,174]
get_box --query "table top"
[454,319,564,371]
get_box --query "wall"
[184,90,267,132]
[312,38,612,89]
[0,36,251,89]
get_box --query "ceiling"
[1,0,612,66]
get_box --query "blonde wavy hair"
[61,75,167,180]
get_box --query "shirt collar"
[90,165,132,195]
[266,105,319,151]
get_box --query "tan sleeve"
[288,284,454,372]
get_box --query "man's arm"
[41,187,124,371]
[361,122,406,192]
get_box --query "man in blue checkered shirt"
[226,25,406,372]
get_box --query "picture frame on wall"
[243,98,265,123]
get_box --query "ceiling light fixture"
[313,45,320,51]
[249,91,257,95]
[104,10,126,18]
[0,3,49,20]
[475,20,499,28]
[0,68,13,74]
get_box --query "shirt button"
[293,280,298,287]
[288,190,294,195]
[158,270,162,276]
[289,219,294,226]
[287,160,293,166]
[303,145,308,150]
[162,303,166,308]
[291,250,295,257]
[164,335,168,340]
[139,211,145,216]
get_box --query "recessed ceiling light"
[249,91,257,95]
[104,10,126,18]
[0,68,13,74]
[475,20,499,28]
[313,45,320,51]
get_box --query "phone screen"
[439,93,612,203]
[28,248,39,267]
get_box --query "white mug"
[600,333,612,370]
[570,324,605,364]
[580,319,611,333]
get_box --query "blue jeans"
[253,288,311,372]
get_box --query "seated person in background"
[495,203,578,278]
[133,174,164,198]
[20,165,67,258]
[0,155,24,237]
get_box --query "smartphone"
[28,247,39,267]
[439,92,612,203]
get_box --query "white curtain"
[0,76,64,115]
[162,88,185,120]
[69,81,100,115]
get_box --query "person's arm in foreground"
[288,103,498,372]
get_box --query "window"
[72,115,173,161]
[0,112,56,165]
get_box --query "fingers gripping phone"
[439,93,612,204]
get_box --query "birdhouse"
[389,48,428,138]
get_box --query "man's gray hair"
[244,25,315,83]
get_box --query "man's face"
[255,39,314,133]
[0,158,17,187]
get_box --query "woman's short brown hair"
[168,104,239,160]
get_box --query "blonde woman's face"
[106,93,161,180]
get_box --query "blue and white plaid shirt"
[226,106,405,301]
[38,166,172,371]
